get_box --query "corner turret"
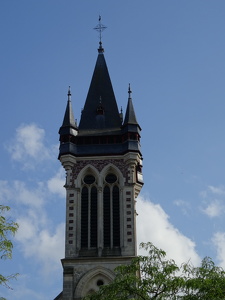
[122,84,142,155]
[123,84,139,126]
[58,87,78,158]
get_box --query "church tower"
[55,30,143,300]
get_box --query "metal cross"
[93,16,107,43]
[128,83,132,98]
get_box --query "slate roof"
[58,44,142,158]
[78,46,122,134]
[59,88,77,136]
[124,97,138,126]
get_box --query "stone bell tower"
[55,32,143,300]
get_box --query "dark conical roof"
[123,86,138,125]
[123,98,138,125]
[59,88,77,135]
[58,47,142,158]
[62,102,76,128]
[79,48,122,133]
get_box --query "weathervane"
[94,16,107,44]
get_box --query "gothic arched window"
[103,173,120,248]
[81,175,97,249]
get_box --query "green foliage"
[0,205,19,290]
[85,242,225,300]
[182,256,225,299]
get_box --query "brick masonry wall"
[71,159,129,182]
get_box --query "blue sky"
[1,1,225,299]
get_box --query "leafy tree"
[182,256,225,299]
[85,242,225,300]
[0,205,19,297]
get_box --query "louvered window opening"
[90,187,97,247]
[81,183,97,249]
[81,187,89,248]
[103,185,120,248]
[81,173,120,250]
[103,186,111,247]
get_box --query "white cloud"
[202,199,224,218]
[212,232,225,269]
[200,185,225,218]
[0,180,13,202]
[0,178,64,275]
[16,217,38,241]
[6,123,56,169]
[2,273,57,300]
[16,218,64,275]
[137,196,201,266]
[200,185,225,199]
[15,203,64,275]
[14,181,44,208]
[0,180,44,208]
[36,224,64,265]
[208,185,225,195]
[47,167,66,198]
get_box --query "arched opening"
[103,173,121,255]
[81,186,88,248]
[103,185,111,247]
[113,185,120,247]
[79,166,122,256]
[80,174,98,255]
[90,186,97,247]
[75,267,115,299]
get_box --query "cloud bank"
[212,232,225,268]
[137,196,201,266]
[201,185,225,218]
[6,123,57,169]
[0,176,65,276]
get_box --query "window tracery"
[80,170,121,252]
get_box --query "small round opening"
[83,175,95,184]
[105,173,117,183]
[97,279,104,286]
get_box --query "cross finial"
[68,86,71,101]
[93,16,107,49]
[128,83,132,98]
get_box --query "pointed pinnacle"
[68,86,71,101]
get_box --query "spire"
[119,106,123,122]
[78,16,122,133]
[123,84,138,125]
[79,47,122,132]
[59,87,77,135]
[62,86,76,128]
